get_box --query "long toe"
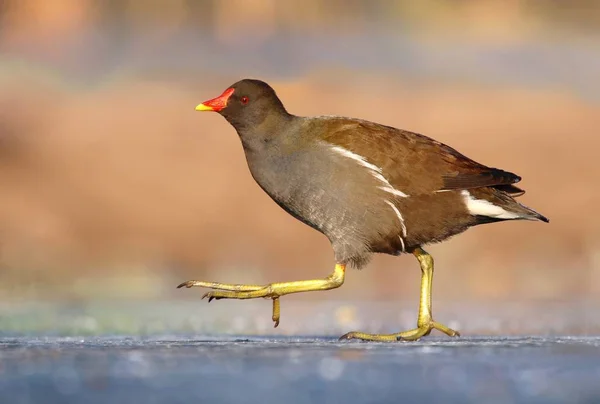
[397,322,460,341]
[177,280,196,288]
[338,332,399,342]
[431,321,460,337]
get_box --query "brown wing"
[318,118,521,195]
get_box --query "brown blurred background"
[0,0,599,333]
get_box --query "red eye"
[241,96,249,105]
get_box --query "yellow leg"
[177,264,346,327]
[340,247,459,342]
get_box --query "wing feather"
[316,117,522,195]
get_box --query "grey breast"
[244,137,403,263]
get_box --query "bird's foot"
[339,319,460,342]
[177,280,282,327]
[177,279,281,300]
[177,266,346,329]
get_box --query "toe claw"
[177,281,193,289]
[338,332,354,341]
[203,293,224,302]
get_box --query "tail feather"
[464,187,549,223]
[510,201,549,223]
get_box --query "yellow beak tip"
[195,104,213,112]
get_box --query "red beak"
[195,88,235,112]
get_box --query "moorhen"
[178,79,548,341]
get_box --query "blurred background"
[0,0,599,336]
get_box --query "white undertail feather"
[329,146,409,198]
[461,190,521,219]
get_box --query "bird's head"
[196,79,289,133]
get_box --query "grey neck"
[236,112,299,154]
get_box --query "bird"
[177,79,548,341]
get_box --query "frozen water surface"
[2,335,600,404]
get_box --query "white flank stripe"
[398,236,406,252]
[330,145,382,175]
[461,190,521,219]
[329,146,409,198]
[380,186,408,198]
[384,200,408,238]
